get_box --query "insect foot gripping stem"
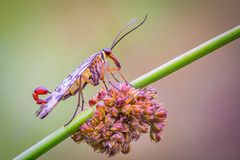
[32,86,51,105]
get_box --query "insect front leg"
[102,62,121,91]
[104,65,120,83]
[110,72,121,83]
[107,66,129,84]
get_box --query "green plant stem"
[14,25,240,160]
[131,25,240,88]
[14,109,94,160]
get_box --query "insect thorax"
[89,53,106,83]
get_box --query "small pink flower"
[72,83,167,157]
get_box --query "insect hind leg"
[64,91,81,126]
[80,90,85,111]
[101,79,109,92]
[64,79,86,126]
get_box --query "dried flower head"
[72,83,167,157]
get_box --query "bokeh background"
[0,0,240,159]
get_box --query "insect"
[32,15,147,125]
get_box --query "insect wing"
[36,54,98,118]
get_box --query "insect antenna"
[110,18,137,50]
[110,14,147,50]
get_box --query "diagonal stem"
[131,25,240,88]
[14,25,240,160]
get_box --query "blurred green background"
[0,0,240,159]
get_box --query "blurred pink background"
[0,1,239,159]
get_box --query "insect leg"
[110,72,121,83]
[102,79,109,92]
[105,66,121,83]
[107,66,128,84]
[117,70,129,84]
[96,62,109,92]
[64,91,81,126]
[106,72,120,91]
[103,62,120,91]
[64,77,83,126]
[80,89,85,111]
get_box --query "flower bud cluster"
[72,83,167,156]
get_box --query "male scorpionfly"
[32,15,147,125]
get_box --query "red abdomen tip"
[36,99,47,105]
[34,86,50,94]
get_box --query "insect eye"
[103,48,111,55]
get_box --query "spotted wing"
[36,53,98,119]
